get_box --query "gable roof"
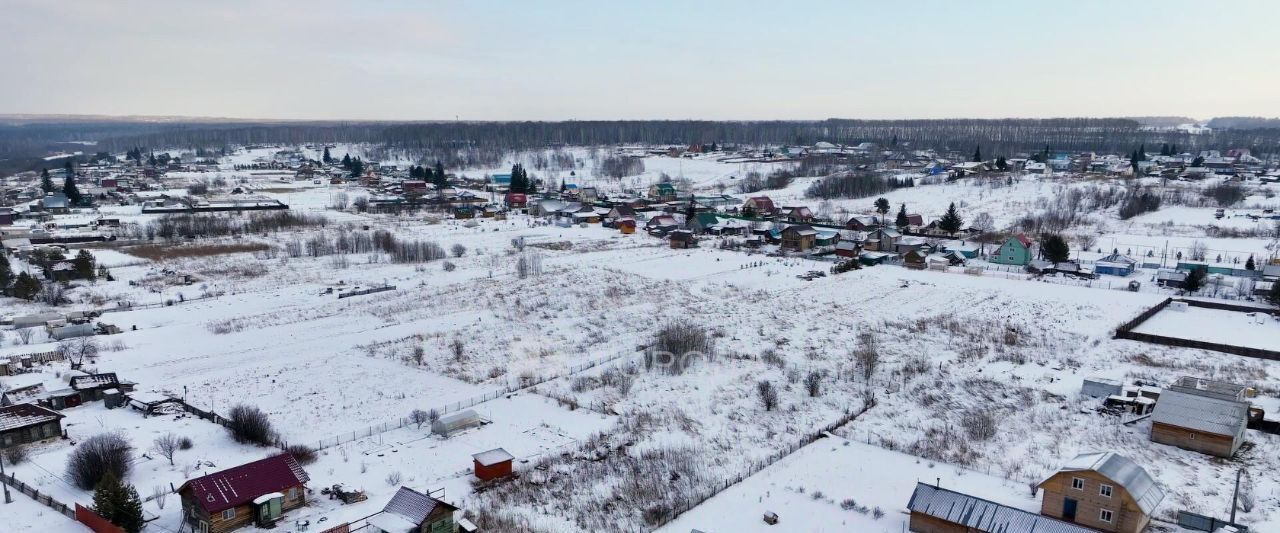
[382,486,457,526]
[70,373,119,390]
[908,483,1093,533]
[179,454,310,514]
[1043,452,1164,515]
[1006,233,1032,248]
[0,403,64,432]
[1151,388,1249,438]
[472,448,514,466]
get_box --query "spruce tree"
[434,160,444,180]
[1184,267,1207,293]
[64,174,83,205]
[41,168,55,193]
[1268,277,1280,306]
[938,202,963,235]
[322,147,332,164]
[895,204,909,228]
[91,472,125,522]
[972,145,982,162]
[0,253,12,293]
[1040,233,1070,263]
[116,484,145,533]
[14,272,41,300]
[1245,255,1255,271]
[73,250,97,280]
[341,154,352,169]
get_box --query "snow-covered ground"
[1132,305,1280,351]
[3,145,1280,532]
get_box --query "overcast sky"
[4,0,1277,121]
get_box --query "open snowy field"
[1132,305,1280,351]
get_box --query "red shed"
[505,192,527,208]
[472,448,514,481]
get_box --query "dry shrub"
[126,242,271,261]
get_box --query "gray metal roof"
[908,483,1094,533]
[1152,388,1249,438]
[1169,376,1246,401]
[382,486,455,525]
[1051,452,1165,515]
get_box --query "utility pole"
[1229,468,1243,524]
[2,452,12,503]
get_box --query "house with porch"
[178,453,311,533]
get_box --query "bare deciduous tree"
[804,370,824,397]
[410,409,431,429]
[152,433,180,466]
[853,331,880,383]
[757,380,779,411]
[451,244,467,258]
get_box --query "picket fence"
[1,472,76,519]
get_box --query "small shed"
[472,448,514,481]
[49,322,95,341]
[1082,377,1123,398]
[432,409,482,437]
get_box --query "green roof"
[694,212,720,227]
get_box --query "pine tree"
[996,156,1008,171]
[322,147,332,164]
[938,202,963,235]
[434,160,444,180]
[874,197,890,223]
[1268,277,1280,306]
[1137,144,1146,161]
[349,157,364,178]
[1040,233,1070,263]
[64,174,83,205]
[895,204,909,228]
[41,168,55,193]
[1245,255,1255,271]
[559,179,566,193]
[972,145,982,163]
[1191,156,1205,167]
[341,154,352,169]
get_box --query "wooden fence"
[654,399,876,529]
[1115,298,1280,361]
[76,503,126,533]
[1,472,76,519]
[337,285,396,299]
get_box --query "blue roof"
[490,173,512,184]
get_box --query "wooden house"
[504,192,527,209]
[990,234,1033,266]
[368,486,459,533]
[1149,377,1249,458]
[0,403,64,449]
[834,240,859,258]
[472,448,514,481]
[617,218,636,234]
[742,196,776,217]
[669,230,697,249]
[648,182,678,202]
[845,214,880,231]
[1038,452,1164,533]
[780,225,817,252]
[783,206,813,223]
[908,482,1094,533]
[903,249,928,269]
[70,373,134,402]
[863,228,900,252]
[179,454,310,533]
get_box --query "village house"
[863,228,901,252]
[780,224,817,252]
[0,403,65,449]
[895,235,928,255]
[835,240,859,258]
[1038,452,1164,533]
[688,212,722,234]
[990,234,1033,266]
[178,453,311,533]
[1094,253,1138,277]
[782,206,813,223]
[907,482,1094,533]
[742,196,776,217]
[669,230,697,249]
[845,214,880,231]
[1149,376,1250,458]
[648,182,678,202]
[368,486,461,533]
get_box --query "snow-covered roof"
[1048,452,1164,515]
[472,448,514,466]
[908,483,1093,533]
[381,486,455,527]
[1151,388,1249,438]
[0,403,64,432]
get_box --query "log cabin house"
[1149,376,1250,458]
[178,453,310,533]
[1037,452,1164,533]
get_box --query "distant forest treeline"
[2,117,1280,174]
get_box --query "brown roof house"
[1,403,65,449]
[1037,452,1164,533]
[1149,376,1250,458]
[368,486,460,533]
[178,453,310,533]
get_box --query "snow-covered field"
[3,145,1280,533]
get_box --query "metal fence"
[1,472,77,519]
[1115,298,1280,361]
[1177,510,1249,532]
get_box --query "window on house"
[1071,477,1084,490]
[1100,484,1113,498]
[222,508,236,520]
[288,488,298,501]
[1099,509,1113,523]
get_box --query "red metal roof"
[178,454,309,514]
